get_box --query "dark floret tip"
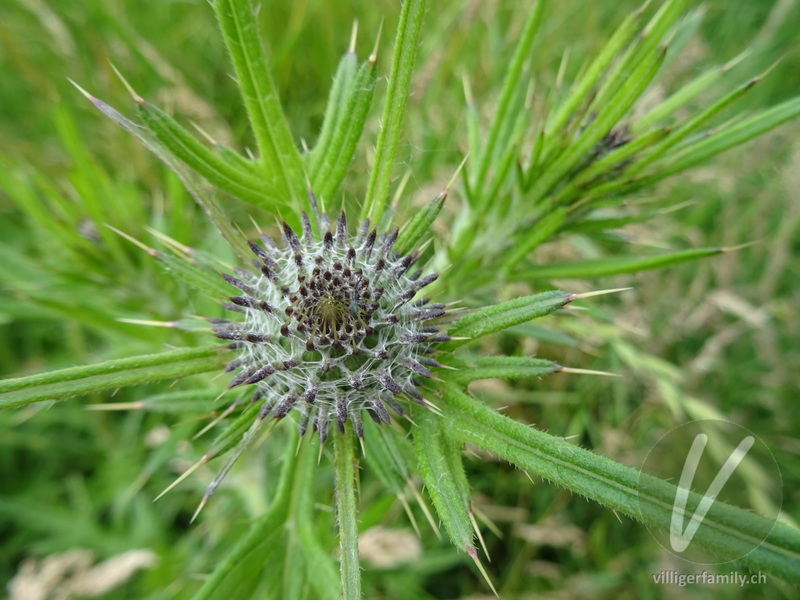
[216,331,243,341]
[258,403,272,420]
[228,365,263,388]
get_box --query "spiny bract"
[213,210,446,444]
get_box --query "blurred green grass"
[1,0,798,598]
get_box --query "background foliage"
[1,0,799,598]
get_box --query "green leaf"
[451,356,561,384]
[528,42,668,204]
[298,535,340,600]
[0,346,228,409]
[307,48,359,175]
[293,433,341,600]
[463,77,480,180]
[442,385,800,583]
[214,0,304,203]
[109,225,232,298]
[216,143,258,171]
[282,541,308,600]
[562,127,671,196]
[638,96,800,182]
[625,74,762,178]
[191,427,300,600]
[561,210,660,234]
[206,401,263,460]
[471,0,544,199]
[156,251,232,298]
[137,101,279,210]
[447,290,572,344]
[190,429,339,600]
[105,389,231,413]
[587,0,687,115]
[500,207,567,271]
[394,192,446,256]
[635,58,730,128]
[362,417,413,495]
[312,58,378,204]
[363,0,426,225]
[544,3,644,144]
[514,247,723,279]
[413,410,474,554]
[72,87,251,260]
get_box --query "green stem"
[295,439,341,600]
[334,427,361,600]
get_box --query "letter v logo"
[639,420,781,564]
[670,433,755,552]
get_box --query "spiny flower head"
[213,210,446,443]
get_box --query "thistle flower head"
[214,210,445,442]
